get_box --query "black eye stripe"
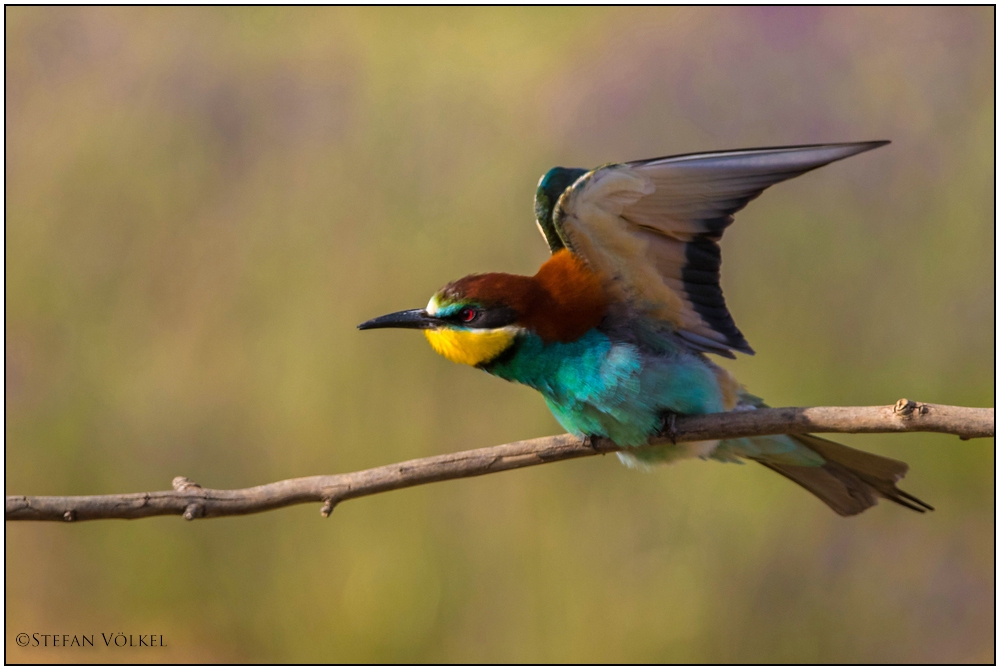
[448,305,517,329]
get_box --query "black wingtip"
[857,139,891,151]
[892,487,935,512]
[810,140,891,160]
[629,140,892,169]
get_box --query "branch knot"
[183,503,205,520]
[894,398,928,418]
[172,476,202,491]
[320,498,338,517]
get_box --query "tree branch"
[5,400,993,523]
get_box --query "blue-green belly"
[487,329,726,447]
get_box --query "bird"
[359,141,932,516]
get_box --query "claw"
[662,412,679,444]
[583,434,601,453]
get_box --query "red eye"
[459,307,477,323]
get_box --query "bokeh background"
[5,6,994,663]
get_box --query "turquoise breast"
[486,329,726,447]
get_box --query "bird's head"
[358,250,609,367]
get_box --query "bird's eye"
[459,307,478,323]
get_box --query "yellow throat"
[424,327,518,367]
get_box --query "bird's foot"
[660,412,681,444]
[583,434,604,453]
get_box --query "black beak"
[357,309,443,331]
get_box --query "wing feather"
[549,141,888,356]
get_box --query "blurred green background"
[5,7,994,663]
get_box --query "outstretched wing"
[540,142,888,357]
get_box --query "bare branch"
[5,400,993,523]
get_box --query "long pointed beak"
[357,309,442,331]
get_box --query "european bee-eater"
[360,141,931,516]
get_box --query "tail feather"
[752,434,933,517]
